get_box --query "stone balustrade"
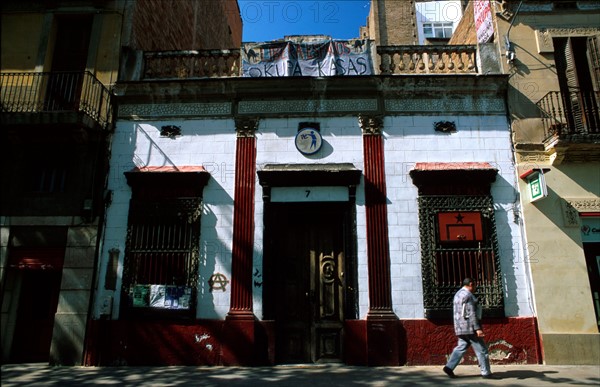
[377,45,478,74]
[143,49,241,79]
[139,45,480,79]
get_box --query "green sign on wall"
[527,171,548,202]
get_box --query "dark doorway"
[46,14,93,111]
[264,202,357,364]
[583,242,600,332]
[11,268,63,363]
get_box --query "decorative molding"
[434,121,456,133]
[536,27,600,53]
[562,198,600,227]
[561,200,580,227]
[385,98,505,114]
[235,117,259,137]
[515,152,552,164]
[566,198,600,213]
[118,102,231,118]
[358,114,384,135]
[534,30,554,53]
[160,125,181,138]
[237,99,378,115]
[540,27,600,37]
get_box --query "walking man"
[443,278,499,379]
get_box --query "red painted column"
[223,118,259,365]
[360,114,399,366]
[227,124,257,320]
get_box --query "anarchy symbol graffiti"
[208,273,229,292]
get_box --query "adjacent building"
[450,0,600,365]
[0,0,241,365]
[85,1,539,366]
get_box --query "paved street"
[2,363,599,386]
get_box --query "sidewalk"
[2,363,599,386]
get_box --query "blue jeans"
[445,335,491,376]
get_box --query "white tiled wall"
[97,113,534,320]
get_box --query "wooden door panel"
[271,204,346,364]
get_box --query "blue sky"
[238,0,372,42]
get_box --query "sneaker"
[482,373,501,379]
[443,366,457,378]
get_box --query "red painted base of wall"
[86,317,540,366]
[401,317,541,365]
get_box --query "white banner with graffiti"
[242,39,373,77]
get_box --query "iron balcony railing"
[537,90,600,139]
[1,71,113,130]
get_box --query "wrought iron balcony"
[537,90,600,140]
[1,71,113,130]
[377,45,478,75]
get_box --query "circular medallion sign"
[295,128,322,155]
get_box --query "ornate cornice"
[235,117,259,138]
[358,114,384,136]
[562,198,600,227]
[535,27,600,53]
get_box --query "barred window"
[123,198,201,314]
[410,163,504,319]
[122,167,209,318]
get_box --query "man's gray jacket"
[452,287,482,336]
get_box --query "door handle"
[306,290,316,303]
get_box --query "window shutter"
[561,38,585,131]
[587,34,600,93]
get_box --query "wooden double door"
[265,203,355,364]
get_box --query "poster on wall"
[132,284,149,307]
[132,284,191,309]
[242,39,373,77]
[149,284,166,307]
[474,0,494,43]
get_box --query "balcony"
[377,45,477,75]
[143,49,241,79]
[536,90,600,162]
[130,45,480,80]
[1,71,113,131]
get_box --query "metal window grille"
[418,195,504,317]
[122,198,201,305]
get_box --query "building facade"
[0,0,241,365]
[450,0,600,365]
[85,25,540,364]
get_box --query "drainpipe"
[504,0,523,64]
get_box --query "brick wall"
[132,0,241,50]
[448,1,476,45]
[367,0,417,45]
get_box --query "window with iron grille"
[122,198,201,316]
[417,195,503,318]
[410,164,504,319]
[122,168,210,318]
